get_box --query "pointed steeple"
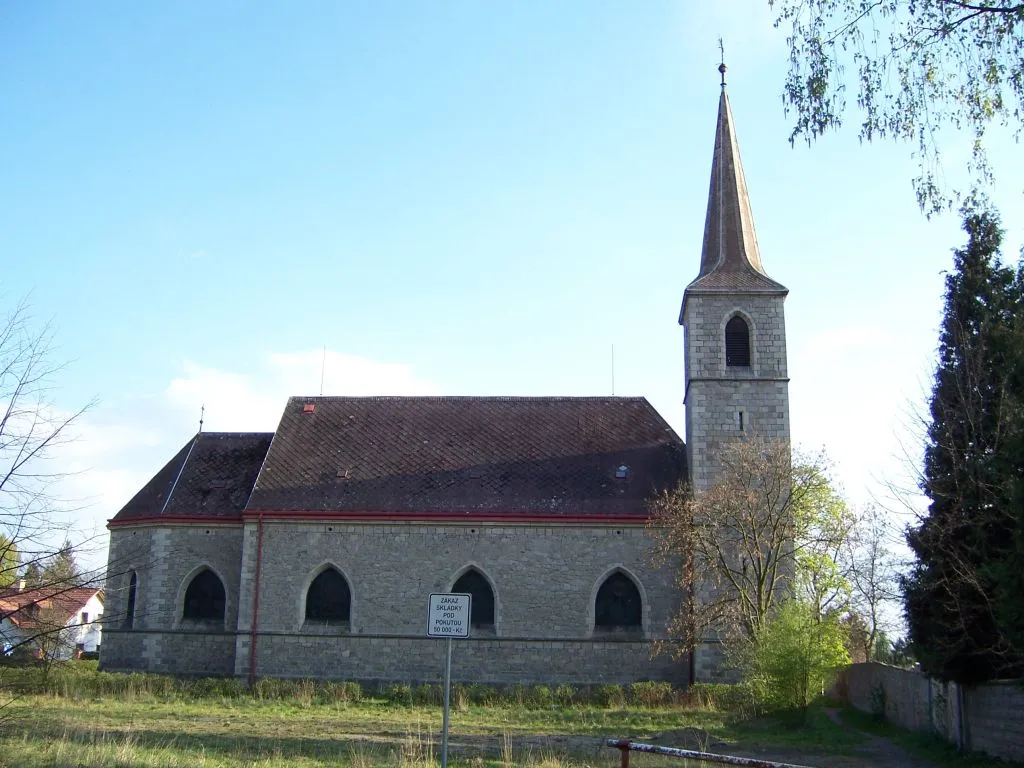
[679,71,786,323]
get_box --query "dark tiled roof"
[110,433,273,523]
[686,267,789,294]
[246,396,685,517]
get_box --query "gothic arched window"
[725,316,751,367]
[125,571,138,628]
[452,569,495,628]
[305,568,351,623]
[595,572,642,629]
[182,568,226,621]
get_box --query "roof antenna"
[320,345,326,396]
[198,404,204,434]
[611,343,615,396]
[718,38,727,88]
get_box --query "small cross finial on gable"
[199,404,205,433]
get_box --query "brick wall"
[837,663,1024,762]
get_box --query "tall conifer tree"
[903,210,1024,684]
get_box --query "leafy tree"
[841,611,871,663]
[650,436,853,653]
[0,534,17,588]
[846,504,903,662]
[736,600,851,712]
[873,630,895,664]
[902,208,1024,683]
[771,0,1024,213]
[22,560,42,588]
[41,540,80,587]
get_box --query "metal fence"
[605,739,817,768]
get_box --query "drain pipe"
[248,512,265,687]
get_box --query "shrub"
[506,684,528,706]
[467,683,498,706]
[629,681,673,707]
[343,681,363,702]
[253,677,295,701]
[412,684,442,705]
[593,683,626,707]
[381,682,413,706]
[687,682,758,713]
[554,684,577,706]
[528,684,552,707]
[736,600,851,712]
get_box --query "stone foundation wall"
[234,633,685,685]
[102,629,236,676]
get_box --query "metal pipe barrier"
[605,739,818,768]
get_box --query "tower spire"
[679,65,786,323]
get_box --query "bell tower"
[680,66,790,493]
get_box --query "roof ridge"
[286,395,650,402]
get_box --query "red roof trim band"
[107,516,244,528]
[109,511,651,527]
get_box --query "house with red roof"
[0,585,104,659]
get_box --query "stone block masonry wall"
[103,629,236,676]
[838,663,1024,763]
[102,526,245,674]
[232,520,684,684]
[104,519,695,684]
[963,682,1024,762]
[237,522,675,638]
[682,294,790,493]
[241,635,686,685]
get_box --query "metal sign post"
[427,593,471,768]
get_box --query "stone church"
[101,79,789,686]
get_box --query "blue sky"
[1,2,1022,562]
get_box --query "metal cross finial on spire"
[198,404,205,434]
[718,38,727,88]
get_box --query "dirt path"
[489,711,944,768]
[812,708,939,768]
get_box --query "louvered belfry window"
[725,316,751,367]
[306,568,351,623]
[452,569,495,628]
[595,572,642,628]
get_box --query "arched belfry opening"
[452,568,495,629]
[305,567,351,625]
[594,571,642,630]
[725,315,751,367]
[182,568,226,622]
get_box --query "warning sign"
[427,593,471,638]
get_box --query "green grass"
[0,665,1015,767]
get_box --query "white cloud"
[165,350,439,432]
[40,349,438,569]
